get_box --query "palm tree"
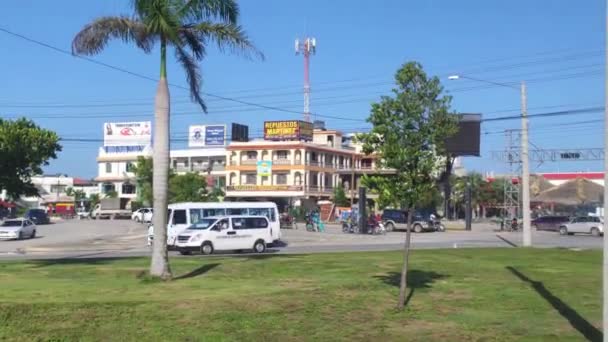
[72,0,262,279]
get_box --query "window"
[276,174,287,185]
[276,151,288,159]
[592,217,601,223]
[105,163,112,173]
[172,160,177,168]
[50,185,67,194]
[172,209,187,225]
[227,208,247,215]
[121,183,136,194]
[126,162,135,173]
[249,208,276,222]
[184,159,189,167]
[231,217,268,230]
[245,174,256,184]
[246,151,257,160]
[102,183,115,194]
[190,208,227,224]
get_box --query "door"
[168,209,188,245]
[229,217,257,249]
[570,217,587,233]
[24,220,34,237]
[211,218,234,251]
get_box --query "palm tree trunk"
[150,37,172,280]
[397,206,414,310]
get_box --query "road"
[0,219,602,260]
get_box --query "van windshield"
[188,218,218,230]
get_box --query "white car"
[175,216,272,255]
[559,216,604,236]
[0,219,37,240]
[132,208,153,223]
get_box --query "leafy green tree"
[73,0,262,280]
[206,186,225,202]
[65,187,87,201]
[358,62,457,310]
[333,186,350,207]
[169,173,208,203]
[0,118,61,199]
[104,190,118,199]
[133,156,154,206]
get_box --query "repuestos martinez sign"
[263,120,313,141]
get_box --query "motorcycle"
[368,222,387,235]
[429,220,446,232]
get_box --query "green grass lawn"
[0,248,602,341]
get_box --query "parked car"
[24,209,50,225]
[532,215,570,231]
[0,219,37,240]
[558,216,603,236]
[381,209,433,233]
[132,208,153,223]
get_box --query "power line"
[0,26,366,123]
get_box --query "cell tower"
[295,37,316,122]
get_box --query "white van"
[147,202,281,247]
[175,216,272,255]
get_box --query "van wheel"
[385,222,394,232]
[179,250,192,256]
[200,242,214,255]
[413,224,423,233]
[31,230,36,239]
[591,227,601,237]
[253,240,266,254]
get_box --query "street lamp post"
[448,75,531,247]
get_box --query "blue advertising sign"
[204,125,226,146]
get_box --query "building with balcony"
[96,146,226,202]
[225,128,377,202]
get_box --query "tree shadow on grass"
[30,255,141,268]
[174,263,220,280]
[506,266,602,342]
[374,270,447,307]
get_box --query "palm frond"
[178,26,206,59]
[189,22,264,61]
[178,0,239,24]
[174,46,207,112]
[72,16,154,55]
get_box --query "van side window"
[227,208,247,215]
[249,208,277,222]
[173,210,187,225]
[203,209,226,217]
[190,209,203,225]
[232,217,268,230]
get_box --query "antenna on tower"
[295,37,316,122]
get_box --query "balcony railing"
[272,159,291,165]
[241,159,257,165]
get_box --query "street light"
[448,74,532,247]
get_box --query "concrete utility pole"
[521,81,531,247]
[603,1,608,339]
[448,74,532,246]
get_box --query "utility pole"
[603,0,608,338]
[295,37,316,122]
[521,82,531,247]
[350,155,355,206]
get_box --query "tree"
[169,173,208,203]
[358,62,457,310]
[133,156,154,206]
[333,186,349,207]
[0,118,61,199]
[73,0,262,280]
[104,190,118,199]
[65,187,87,201]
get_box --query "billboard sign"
[103,122,151,147]
[205,125,226,146]
[256,160,272,176]
[445,113,482,157]
[188,125,205,147]
[188,125,226,147]
[264,120,313,141]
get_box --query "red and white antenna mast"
[295,37,316,122]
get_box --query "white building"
[95,146,227,201]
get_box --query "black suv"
[381,209,428,233]
[531,215,570,231]
[24,209,50,225]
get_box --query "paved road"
[0,220,602,260]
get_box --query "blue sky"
[0,0,605,178]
